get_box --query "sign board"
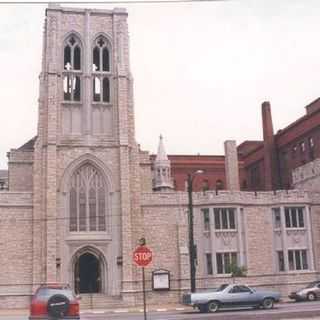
[133,245,152,267]
[152,269,170,291]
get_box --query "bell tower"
[32,4,141,300]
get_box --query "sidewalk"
[0,303,189,316]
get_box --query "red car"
[29,284,80,319]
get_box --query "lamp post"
[187,170,204,293]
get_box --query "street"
[3,301,320,320]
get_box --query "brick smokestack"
[262,101,278,190]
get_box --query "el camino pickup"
[182,284,281,313]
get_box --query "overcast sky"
[1,0,320,169]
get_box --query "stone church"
[1,4,320,309]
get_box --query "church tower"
[153,135,173,191]
[32,4,141,300]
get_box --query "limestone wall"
[138,189,319,303]
[7,150,33,191]
[0,192,33,308]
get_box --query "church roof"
[0,170,8,179]
[18,136,37,151]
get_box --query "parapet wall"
[141,189,311,207]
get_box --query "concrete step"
[79,294,126,310]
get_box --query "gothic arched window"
[216,179,224,190]
[92,36,111,103]
[69,163,107,232]
[63,35,82,102]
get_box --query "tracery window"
[69,163,107,232]
[92,36,111,103]
[63,35,82,102]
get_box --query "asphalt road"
[3,301,320,320]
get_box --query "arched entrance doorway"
[74,252,102,294]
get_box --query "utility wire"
[0,0,229,4]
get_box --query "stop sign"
[133,245,152,267]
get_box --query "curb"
[81,306,188,314]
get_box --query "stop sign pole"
[133,242,152,320]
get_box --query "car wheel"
[47,294,70,318]
[307,292,317,301]
[199,304,208,313]
[207,301,219,313]
[262,298,274,310]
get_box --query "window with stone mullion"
[63,36,82,102]
[92,36,111,103]
[69,164,107,232]
[214,208,236,230]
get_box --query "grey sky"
[1,0,320,169]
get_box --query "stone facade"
[1,4,320,310]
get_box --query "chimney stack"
[224,140,240,191]
[262,101,278,190]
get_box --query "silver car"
[182,284,281,313]
[289,281,320,301]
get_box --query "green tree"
[226,263,247,283]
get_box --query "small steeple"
[153,135,173,191]
[156,135,168,161]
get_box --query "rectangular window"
[202,208,210,231]
[300,141,305,152]
[214,208,236,230]
[292,145,297,158]
[288,249,308,271]
[284,207,305,228]
[222,209,228,229]
[309,137,314,148]
[272,207,281,229]
[309,137,315,160]
[216,252,238,274]
[277,251,285,271]
[206,253,213,275]
[250,165,261,189]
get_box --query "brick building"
[1,4,320,310]
[166,99,320,193]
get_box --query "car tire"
[47,294,70,318]
[262,297,274,310]
[307,292,317,301]
[199,304,208,313]
[207,301,219,313]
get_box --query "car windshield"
[35,288,75,300]
[216,284,229,292]
[306,282,319,288]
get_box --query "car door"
[224,285,258,308]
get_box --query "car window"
[229,286,240,294]
[229,285,252,294]
[238,285,252,293]
[306,282,319,288]
[35,288,75,300]
[216,284,229,292]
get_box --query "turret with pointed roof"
[153,135,173,191]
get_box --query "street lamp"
[187,169,204,293]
